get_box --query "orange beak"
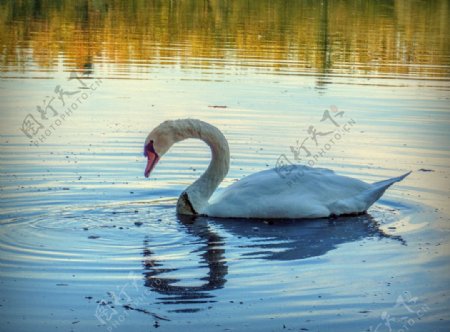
[144,142,159,178]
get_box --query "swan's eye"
[144,140,156,157]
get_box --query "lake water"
[0,1,449,331]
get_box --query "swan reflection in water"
[142,216,228,313]
[141,212,404,313]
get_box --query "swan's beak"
[144,151,159,178]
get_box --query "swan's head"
[144,120,181,178]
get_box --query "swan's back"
[203,166,372,219]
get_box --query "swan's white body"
[144,119,410,219]
[205,166,409,218]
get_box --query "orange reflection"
[0,0,449,78]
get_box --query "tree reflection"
[1,0,448,78]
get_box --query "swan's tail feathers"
[328,171,411,216]
[359,171,411,209]
[371,171,411,188]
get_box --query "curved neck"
[170,120,230,214]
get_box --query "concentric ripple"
[0,199,410,307]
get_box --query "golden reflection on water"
[0,0,449,78]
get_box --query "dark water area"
[0,1,449,331]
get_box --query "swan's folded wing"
[205,167,410,219]
[205,166,368,218]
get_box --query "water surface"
[0,1,449,331]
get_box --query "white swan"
[144,119,410,219]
